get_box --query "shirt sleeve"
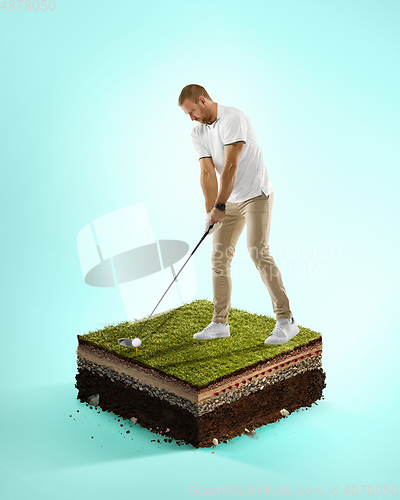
[221,113,248,146]
[191,129,212,160]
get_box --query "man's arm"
[211,142,245,223]
[199,157,218,212]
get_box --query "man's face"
[181,98,211,124]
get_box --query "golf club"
[118,224,214,348]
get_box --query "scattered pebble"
[244,428,250,433]
[212,438,218,446]
[280,409,289,417]
[87,394,100,406]
[131,417,138,424]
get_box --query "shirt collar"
[205,103,221,130]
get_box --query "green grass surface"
[78,300,321,388]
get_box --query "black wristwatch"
[214,203,226,211]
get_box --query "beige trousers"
[211,191,293,323]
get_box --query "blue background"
[1,0,399,498]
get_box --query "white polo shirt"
[191,103,273,203]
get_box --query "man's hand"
[210,206,226,225]
[205,212,222,234]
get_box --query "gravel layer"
[77,354,322,416]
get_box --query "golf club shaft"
[135,225,213,338]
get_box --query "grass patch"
[78,300,321,387]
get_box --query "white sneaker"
[264,317,299,345]
[193,322,230,340]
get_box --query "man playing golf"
[179,84,299,345]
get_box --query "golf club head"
[118,337,142,348]
[118,338,134,347]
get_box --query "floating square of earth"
[75,300,326,447]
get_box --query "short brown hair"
[178,84,212,106]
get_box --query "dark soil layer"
[75,367,326,448]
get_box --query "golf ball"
[132,338,142,348]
